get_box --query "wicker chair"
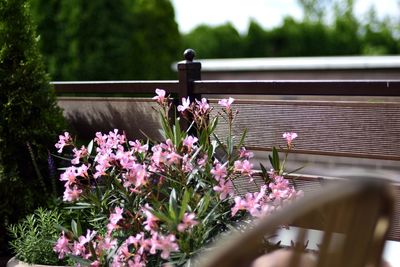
[195,179,394,267]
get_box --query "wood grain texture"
[57,97,163,141]
[211,100,400,160]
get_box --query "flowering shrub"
[54,89,301,266]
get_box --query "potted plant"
[7,208,70,267]
[51,90,300,266]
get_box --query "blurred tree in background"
[25,0,400,77]
[183,0,400,59]
[182,23,243,59]
[30,0,181,80]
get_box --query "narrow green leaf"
[179,189,191,220]
[149,209,173,224]
[272,147,280,171]
[169,188,178,220]
[268,155,274,169]
[286,164,308,175]
[87,139,94,156]
[71,219,78,236]
[237,128,248,149]
[209,117,219,134]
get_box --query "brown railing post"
[176,49,202,131]
[177,48,201,101]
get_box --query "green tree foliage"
[330,0,362,55]
[183,0,399,59]
[268,17,333,57]
[362,7,400,55]
[30,0,181,80]
[182,23,243,59]
[0,0,66,253]
[298,0,330,22]
[129,0,181,79]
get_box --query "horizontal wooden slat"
[53,81,180,94]
[193,80,400,96]
[57,97,163,141]
[211,100,400,161]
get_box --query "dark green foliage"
[129,0,181,79]
[184,0,400,59]
[8,208,68,265]
[183,23,243,59]
[0,0,66,254]
[30,0,181,80]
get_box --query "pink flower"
[55,132,72,153]
[197,155,208,167]
[162,151,179,165]
[90,261,101,267]
[71,145,88,165]
[152,88,166,104]
[177,212,198,232]
[63,185,82,202]
[128,255,145,267]
[231,196,247,216]
[94,132,107,147]
[182,155,194,173]
[60,166,78,186]
[218,97,234,110]
[183,135,198,151]
[110,207,124,225]
[195,98,210,114]
[54,231,71,259]
[94,154,112,178]
[213,179,234,200]
[283,132,298,146]
[234,160,254,178]
[239,147,254,159]
[76,164,89,178]
[129,140,148,153]
[142,204,159,232]
[98,237,117,251]
[211,162,227,181]
[177,97,190,112]
[157,234,179,259]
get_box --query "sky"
[171,0,400,34]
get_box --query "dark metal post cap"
[184,49,196,62]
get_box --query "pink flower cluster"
[231,169,302,218]
[283,132,298,147]
[54,203,187,266]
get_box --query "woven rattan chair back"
[195,180,394,267]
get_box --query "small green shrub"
[8,207,67,265]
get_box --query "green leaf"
[237,128,248,149]
[179,189,191,220]
[169,188,178,220]
[71,219,78,236]
[149,208,173,224]
[270,147,280,171]
[160,110,173,139]
[286,164,308,175]
[209,116,219,134]
[195,192,211,216]
[87,139,94,155]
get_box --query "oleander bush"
[52,89,301,266]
